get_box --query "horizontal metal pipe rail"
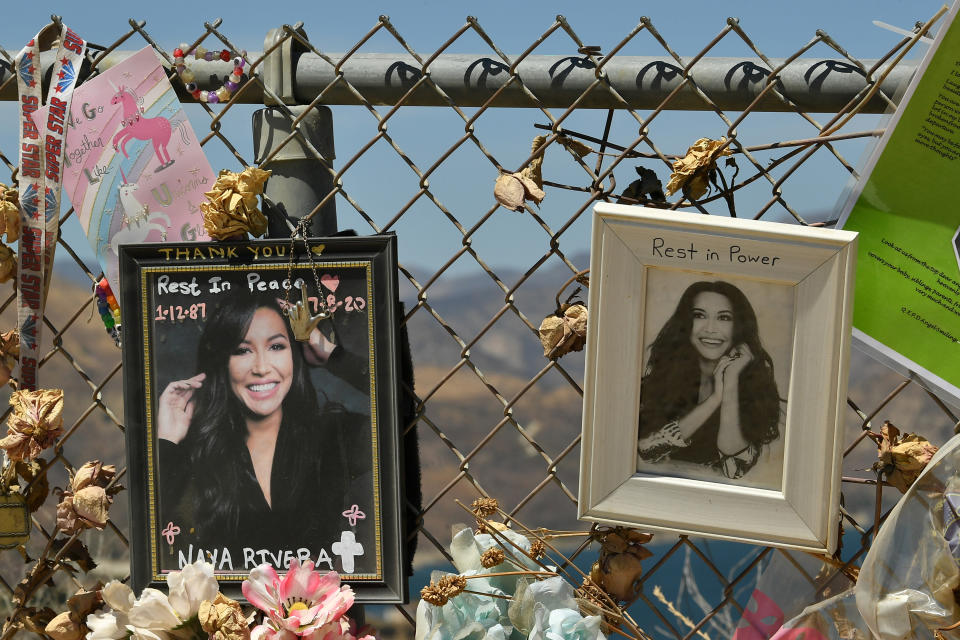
[0,50,915,112]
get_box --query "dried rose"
[0,329,19,387]
[494,136,547,212]
[665,137,732,199]
[199,594,250,640]
[201,167,272,240]
[56,461,118,534]
[538,303,587,358]
[870,421,939,493]
[0,389,64,462]
[0,184,20,242]
[0,244,16,283]
[71,460,116,493]
[591,528,653,603]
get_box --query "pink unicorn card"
[32,46,214,290]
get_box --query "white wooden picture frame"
[579,203,857,553]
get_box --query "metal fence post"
[252,105,338,236]
[253,25,337,237]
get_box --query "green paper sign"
[839,3,960,403]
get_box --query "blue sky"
[0,1,948,278]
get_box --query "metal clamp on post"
[254,24,338,237]
[261,22,309,106]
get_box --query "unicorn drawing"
[109,82,188,171]
[110,167,171,256]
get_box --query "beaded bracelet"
[172,44,247,104]
[96,277,122,347]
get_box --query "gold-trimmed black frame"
[120,235,407,603]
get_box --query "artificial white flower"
[127,588,181,638]
[101,581,135,613]
[84,612,126,640]
[167,559,219,620]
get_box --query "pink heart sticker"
[320,274,340,292]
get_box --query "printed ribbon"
[15,23,86,390]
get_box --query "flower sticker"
[342,504,365,526]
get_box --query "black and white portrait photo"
[636,269,793,490]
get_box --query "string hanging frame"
[282,222,332,342]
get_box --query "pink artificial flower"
[243,561,356,638]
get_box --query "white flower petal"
[85,612,125,640]
[101,581,135,613]
[128,589,181,630]
[167,559,218,619]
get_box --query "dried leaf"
[20,606,57,635]
[13,560,57,607]
[0,243,16,283]
[494,136,548,212]
[494,174,526,211]
[519,135,547,188]
[15,458,49,513]
[201,167,272,241]
[45,611,83,640]
[538,304,587,358]
[0,328,19,387]
[665,137,732,199]
[558,136,593,158]
[870,421,938,493]
[0,183,21,242]
[50,537,97,573]
[617,166,666,204]
[67,587,103,619]
[0,389,64,462]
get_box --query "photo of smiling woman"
[636,271,792,489]
[155,290,373,571]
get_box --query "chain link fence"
[0,10,958,640]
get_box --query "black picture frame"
[120,235,407,603]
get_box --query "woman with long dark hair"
[157,293,369,557]
[637,280,782,479]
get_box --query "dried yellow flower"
[0,244,16,283]
[538,304,587,358]
[421,575,467,606]
[480,548,505,568]
[201,167,272,241]
[199,594,250,640]
[529,539,546,560]
[870,421,939,493]
[665,137,732,200]
[471,497,499,518]
[0,184,20,242]
[0,389,64,461]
